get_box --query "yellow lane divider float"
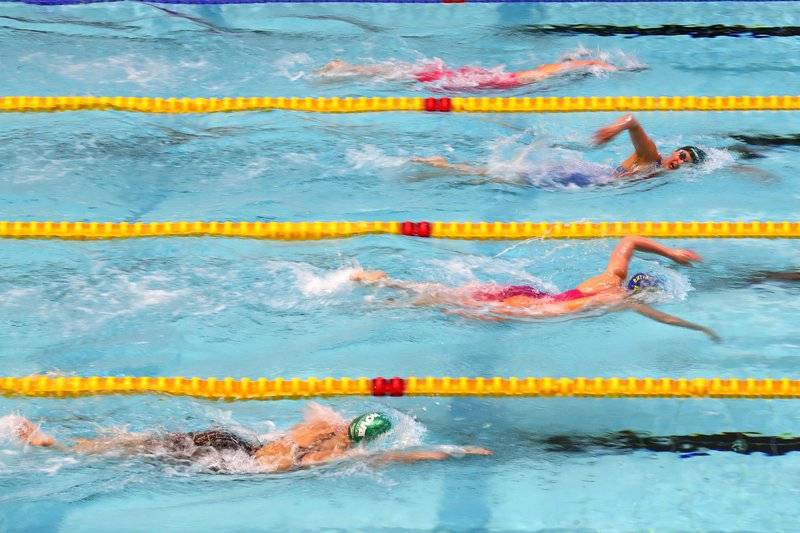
[1,95,800,114]
[0,220,798,240]
[3,376,800,400]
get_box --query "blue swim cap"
[627,272,660,293]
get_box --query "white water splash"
[274,53,313,81]
[346,145,408,170]
[484,129,614,188]
[293,266,361,297]
[41,53,209,88]
[558,44,647,72]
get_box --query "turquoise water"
[1,2,800,532]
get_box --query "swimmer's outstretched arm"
[730,164,776,181]
[349,269,408,287]
[513,60,619,85]
[370,447,492,464]
[13,416,148,454]
[608,235,702,277]
[578,236,702,291]
[349,270,467,308]
[292,446,491,471]
[592,114,661,168]
[623,301,720,342]
[409,156,489,176]
[315,60,402,78]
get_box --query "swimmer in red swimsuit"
[411,114,706,185]
[11,405,491,473]
[350,236,719,341]
[316,58,620,90]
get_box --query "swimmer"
[543,430,800,457]
[10,407,491,472]
[316,58,622,91]
[350,235,719,341]
[411,114,707,184]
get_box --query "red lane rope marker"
[424,97,452,112]
[400,221,432,237]
[371,377,406,397]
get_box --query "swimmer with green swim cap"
[352,236,719,342]
[10,405,490,473]
[348,412,392,442]
[675,145,707,165]
[594,114,708,176]
[411,114,708,185]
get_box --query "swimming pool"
[2,1,800,531]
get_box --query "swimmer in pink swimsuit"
[471,285,591,303]
[350,236,719,341]
[411,64,523,90]
[411,114,706,185]
[316,58,620,91]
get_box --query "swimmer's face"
[663,149,692,171]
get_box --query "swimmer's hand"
[315,60,348,75]
[565,60,620,72]
[410,156,450,168]
[593,115,638,146]
[462,447,493,456]
[620,64,649,72]
[14,416,55,447]
[592,125,621,145]
[349,270,388,283]
[668,248,703,265]
[701,326,722,344]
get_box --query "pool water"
[1,2,800,532]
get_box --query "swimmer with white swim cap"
[11,408,490,472]
[351,236,719,341]
[411,114,707,185]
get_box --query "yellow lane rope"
[1,95,799,114]
[0,220,797,240]
[3,376,800,400]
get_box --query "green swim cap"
[347,412,392,442]
[676,145,707,164]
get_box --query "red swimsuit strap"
[548,288,592,302]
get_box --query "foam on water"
[558,44,647,72]
[484,128,615,189]
[274,52,314,82]
[289,263,362,298]
[346,144,409,170]
[40,53,209,88]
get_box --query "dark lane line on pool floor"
[512,24,800,38]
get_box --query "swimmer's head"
[347,412,392,443]
[627,272,661,293]
[664,145,706,170]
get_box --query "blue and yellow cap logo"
[627,272,660,293]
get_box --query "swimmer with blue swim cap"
[627,272,661,293]
[351,236,719,341]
